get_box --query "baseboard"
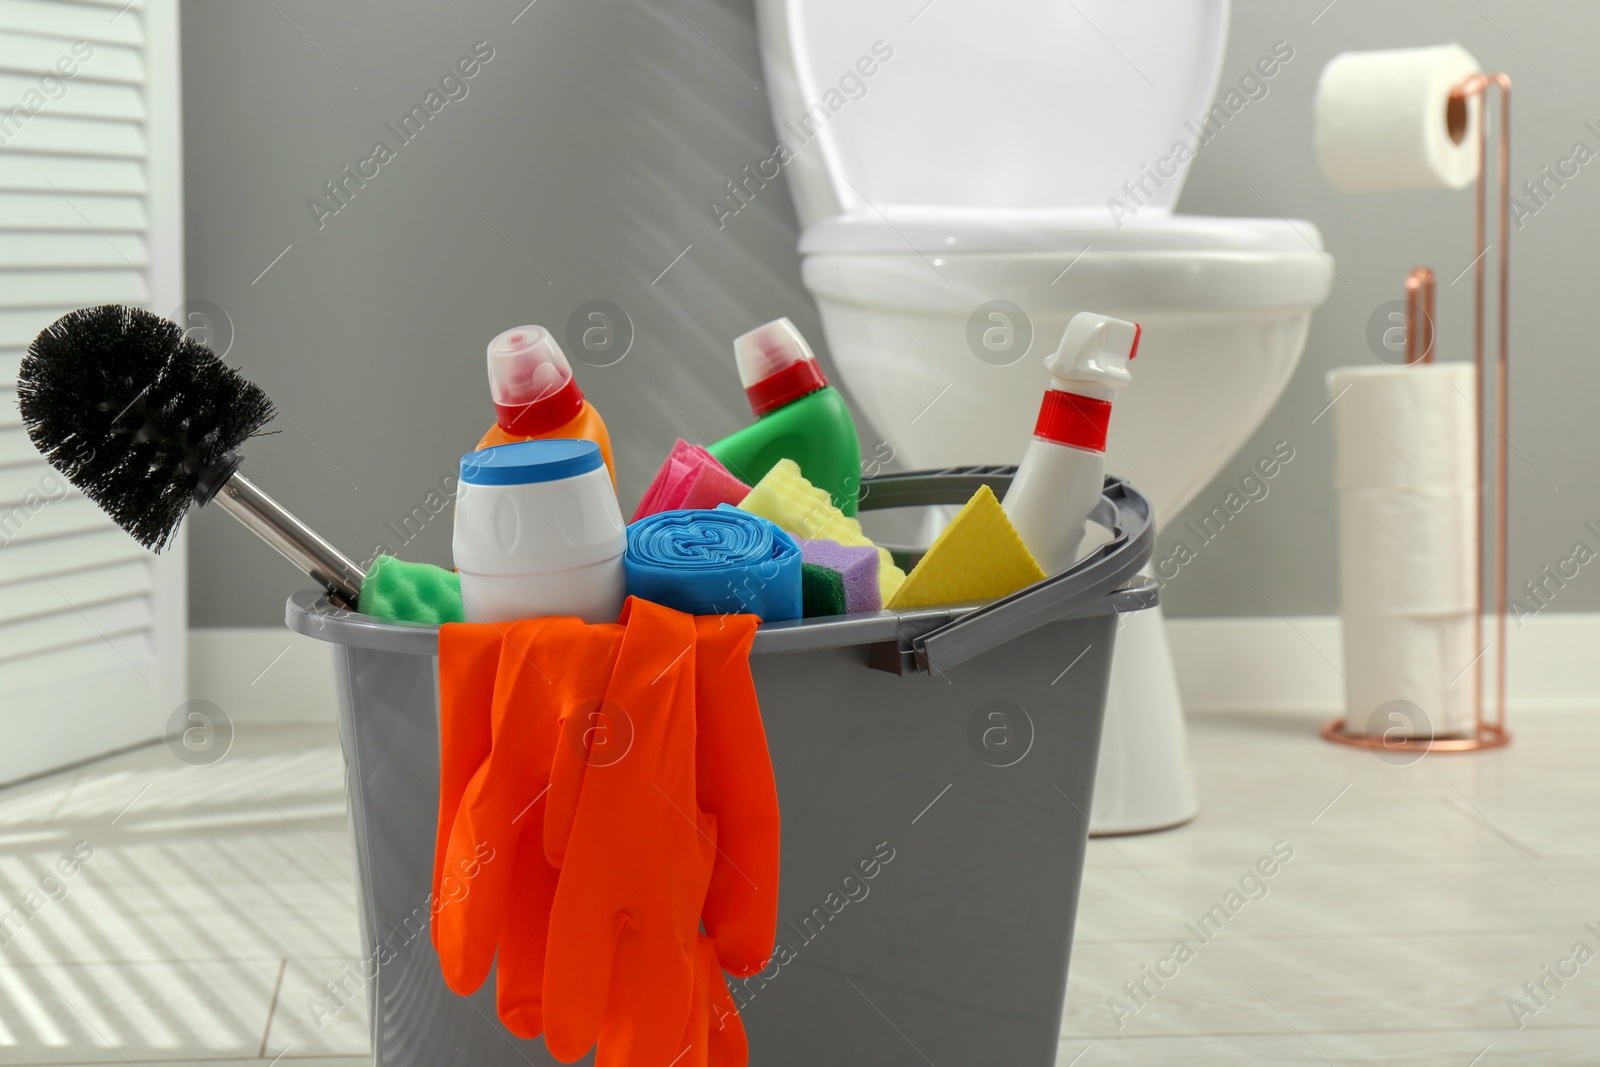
[190,612,1600,725]
[1167,612,1600,715]
[1165,616,1345,715]
[188,627,339,724]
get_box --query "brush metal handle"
[212,472,365,607]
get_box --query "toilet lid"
[773,0,1230,218]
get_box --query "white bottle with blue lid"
[453,439,626,624]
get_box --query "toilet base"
[1091,602,1199,836]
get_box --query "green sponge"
[800,562,848,618]
[359,555,465,625]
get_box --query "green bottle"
[709,318,863,516]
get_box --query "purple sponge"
[798,537,881,614]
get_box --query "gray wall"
[181,0,1597,626]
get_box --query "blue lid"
[460,439,603,486]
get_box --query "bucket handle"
[858,469,1156,674]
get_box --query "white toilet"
[754,0,1333,832]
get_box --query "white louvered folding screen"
[0,0,185,784]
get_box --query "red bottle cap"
[1031,312,1140,452]
[487,325,587,436]
[1033,390,1112,452]
[734,318,828,417]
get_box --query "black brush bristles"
[16,305,277,551]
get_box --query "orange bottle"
[476,325,615,486]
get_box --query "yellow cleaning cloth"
[885,484,1046,611]
[737,459,905,602]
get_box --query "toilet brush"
[16,304,367,607]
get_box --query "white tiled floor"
[1,710,1596,1065]
[1063,709,1600,1065]
[0,723,366,1067]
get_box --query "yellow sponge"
[737,459,906,602]
[885,485,1046,611]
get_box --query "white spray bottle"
[1002,312,1140,575]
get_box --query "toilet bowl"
[755,0,1333,832]
[799,210,1329,521]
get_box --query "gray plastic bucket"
[286,470,1155,1067]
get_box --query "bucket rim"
[284,471,1156,669]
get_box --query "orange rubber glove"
[433,621,621,1001]
[493,820,561,1039]
[671,933,750,1067]
[692,614,780,978]
[539,598,716,1066]
[705,954,749,1067]
[435,603,776,1066]
[487,619,624,1040]
[433,622,502,943]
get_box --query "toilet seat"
[800,210,1333,316]
[800,207,1325,256]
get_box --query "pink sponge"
[632,439,751,521]
[679,460,751,511]
[799,537,881,614]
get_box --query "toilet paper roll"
[1327,364,1477,490]
[1337,487,1477,614]
[1343,612,1478,737]
[1329,361,1482,737]
[1315,44,1482,192]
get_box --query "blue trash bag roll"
[624,506,802,622]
